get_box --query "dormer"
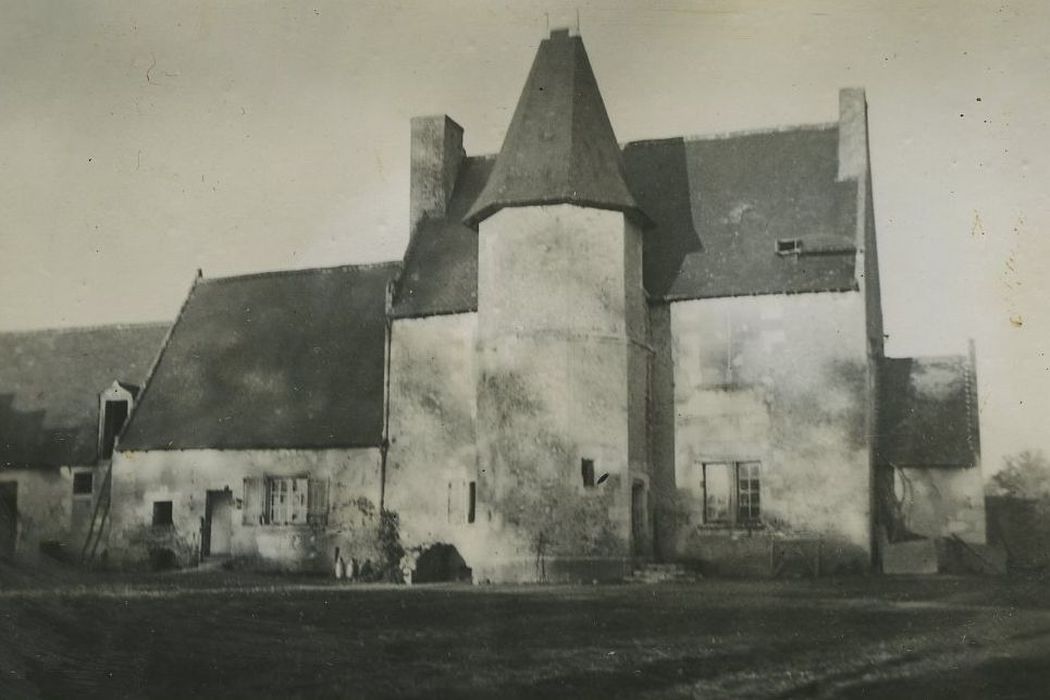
[98,380,139,461]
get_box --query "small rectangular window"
[73,472,93,496]
[776,238,802,256]
[152,501,173,526]
[581,459,596,488]
[467,482,476,524]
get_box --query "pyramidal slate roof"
[120,262,400,451]
[877,354,981,468]
[0,323,169,468]
[464,30,643,226]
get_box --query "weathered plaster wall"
[0,466,99,562]
[895,465,986,543]
[385,312,485,564]
[474,204,646,581]
[108,448,381,570]
[667,291,872,574]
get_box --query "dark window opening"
[467,482,476,524]
[152,501,173,526]
[101,400,129,459]
[776,238,802,256]
[581,459,596,488]
[73,472,93,496]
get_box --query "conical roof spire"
[464,30,646,227]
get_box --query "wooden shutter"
[243,477,266,526]
[307,478,329,527]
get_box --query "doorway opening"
[0,482,17,561]
[413,543,472,583]
[203,489,234,558]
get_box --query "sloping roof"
[394,126,860,316]
[464,30,642,226]
[120,263,400,451]
[392,156,492,318]
[0,324,169,468]
[624,127,859,299]
[877,355,980,468]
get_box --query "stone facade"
[108,448,382,571]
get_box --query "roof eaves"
[659,282,860,304]
[464,197,651,229]
[117,439,384,453]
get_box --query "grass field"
[1,567,1048,698]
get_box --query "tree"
[989,450,1050,499]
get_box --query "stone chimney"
[410,115,465,236]
[837,88,869,182]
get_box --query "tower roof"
[464,30,645,227]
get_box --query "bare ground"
[1,565,1048,698]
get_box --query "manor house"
[1,30,986,581]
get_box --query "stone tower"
[464,30,651,582]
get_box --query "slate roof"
[0,323,169,468]
[394,126,860,316]
[624,127,859,299]
[392,156,493,318]
[119,263,400,451]
[464,30,643,227]
[877,355,980,468]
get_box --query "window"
[73,472,93,496]
[152,501,173,526]
[446,480,476,524]
[581,459,596,488]
[242,477,327,526]
[737,461,761,523]
[776,238,802,256]
[268,477,308,525]
[702,461,761,526]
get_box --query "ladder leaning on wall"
[80,461,113,564]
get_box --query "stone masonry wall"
[108,447,381,571]
[666,291,872,575]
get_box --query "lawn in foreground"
[1,573,1048,698]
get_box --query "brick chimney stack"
[409,115,465,237]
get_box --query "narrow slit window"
[467,481,476,524]
[581,459,596,488]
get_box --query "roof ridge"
[0,320,171,337]
[624,122,839,150]
[198,260,402,286]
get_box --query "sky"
[1,0,1047,476]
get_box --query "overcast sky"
[1,0,1047,475]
